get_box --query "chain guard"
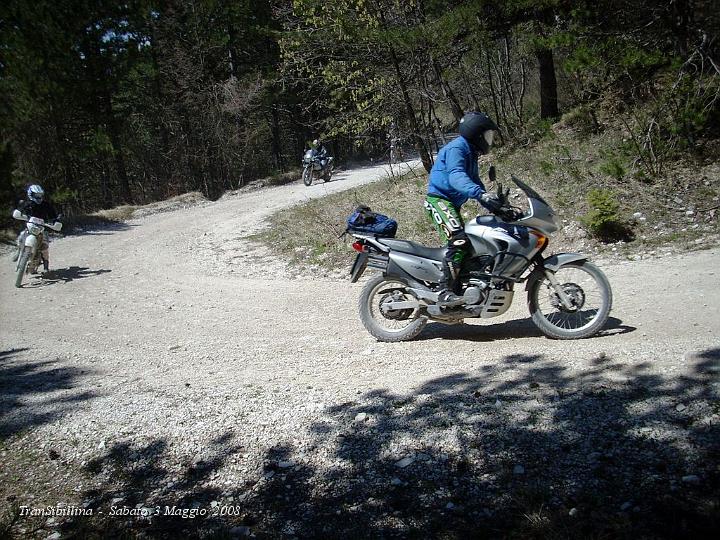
[379,291,414,321]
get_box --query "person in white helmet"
[13,184,60,272]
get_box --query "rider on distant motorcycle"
[311,139,330,168]
[14,184,59,272]
[424,112,502,306]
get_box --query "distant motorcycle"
[12,209,62,288]
[302,148,334,186]
[347,174,612,342]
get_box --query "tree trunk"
[269,103,284,172]
[431,56,464,121]
[388,45,432,172]
[536,47,559,119]
[485,49,506,144]
[99,88,132,204]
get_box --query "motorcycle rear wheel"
[359,274,427,342]
[15,248,29,288]
[527,260,612,339]
[302,167,313,186]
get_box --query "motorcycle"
[348,173,612,342]
[12,209,62,288]
[302,148,334,186]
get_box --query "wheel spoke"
[533,263,609,336]
[369,280,419,334]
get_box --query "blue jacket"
[427,135,486,208]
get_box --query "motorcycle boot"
[436,259,464,307]
[435,231,469,307]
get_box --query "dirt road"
[1,162,718,537]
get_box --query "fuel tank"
[465,216,543,278]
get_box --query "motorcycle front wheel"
[527,260,612,339]
[302,166,313,186]
[359,274,427,342]
[15,248,30,288]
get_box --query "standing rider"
[424,112,502,306]
[14,184,60,272]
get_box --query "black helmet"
[459,112,498,154]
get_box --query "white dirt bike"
[12,209,62,288]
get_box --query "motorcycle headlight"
[28,224,43,235]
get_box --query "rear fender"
[524,252,588,291]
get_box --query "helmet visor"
[483,130,495,148]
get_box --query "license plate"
[349,252,369,283]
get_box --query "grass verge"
[255,115,719,273]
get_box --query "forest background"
[1,0,718,219]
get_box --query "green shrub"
[51,186,79,205]
[523,116,555,144]
[599,156,626,180]
[539,159,555,176]
[580,189,633,242]
[560,105,600,137]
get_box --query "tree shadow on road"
[0,349,97,438]
[24,348,720,539]
[63,218,134,236]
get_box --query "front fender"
[25,234,39,249]
[524,252,588,291]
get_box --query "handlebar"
[13,210,63,231]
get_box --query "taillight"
[352,241,366,252]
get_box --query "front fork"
[543,269,574,309]
[21,233,47,272]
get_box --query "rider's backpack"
[346,205,398,237]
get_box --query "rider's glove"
[480,192,502,212]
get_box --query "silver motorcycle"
[348,175,612,341]
[302,148,334,186]
[12,209,62,288]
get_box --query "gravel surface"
[1,161,718,538]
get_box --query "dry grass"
[254,168,447,271]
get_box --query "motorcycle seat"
[378,238,446,261]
